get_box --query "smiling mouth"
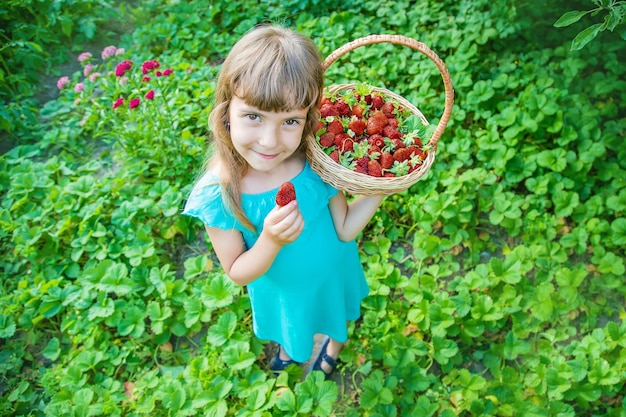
[256,151,278,159]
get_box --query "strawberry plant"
[1,0,625,415]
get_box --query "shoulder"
[182,168,236,228]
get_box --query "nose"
[258,124,279,148]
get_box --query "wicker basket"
[306,34,454,196]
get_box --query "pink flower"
[89,72,101,82]
[163,68,173,76]
[115,48,126,55]
[74,83,84,93]
[112,97,125,109]
[115,60,133,77]
[83,64,94,77]
[101,45,117,59]
[142,76,151,82]
[141,59,160,75]
[119,76,129,85]
[77,52,92,62]
[129,98,140,109]
[144,90,155,100]
[155,70,162,77]
[56,76,69,90]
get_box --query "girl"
[183,25,384,379]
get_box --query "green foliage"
[0,0,123,139]
[1,0,625,415]
[554,0,626,50]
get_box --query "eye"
[284,119,300,126]
[245,114,260,121]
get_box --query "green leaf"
[146,301,173,334]
[88,293,115,321]
[554,10,591,27]
[571,23,603,50]
[184,255,210,279]
[610,218,626,245]
[553,191,579,217]
[206,311,237,346]
[200,274,237,309]
[296,371,338,416]
[222,342,256,371]
[0,314,17,338]
[276,389,298,412]
[412,395,439,416]
[118,306,146,337]
[43,337,61,361]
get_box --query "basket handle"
[322,34,454,148]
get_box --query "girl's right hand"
[262,201,304,246]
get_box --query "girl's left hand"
[262,201,304,245]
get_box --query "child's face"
[229,96,308,173]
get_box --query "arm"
[205,200,304,286]
[328,192,384,242]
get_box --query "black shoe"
[269,347,299,375]
[310,336,338,380]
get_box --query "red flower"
[144,90,155,100]
[155,70,162,77]
[142,76,151,82]
[163,68,173,76]
[129,98,140,109]
[115,60,133,77]
[141,59,160,75]
[112,97,125,109]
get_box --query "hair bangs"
[232,41,320,113]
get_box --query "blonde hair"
[206,25,323,231]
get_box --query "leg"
[310,336,343,379]
[269,344,299,374]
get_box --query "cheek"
[285,128,305,150]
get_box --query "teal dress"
[182,162,369,362]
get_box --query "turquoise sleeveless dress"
[182,161,369,362]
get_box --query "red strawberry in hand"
[276,182,296,206]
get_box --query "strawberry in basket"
[315,84,433,178]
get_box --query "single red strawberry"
[319,132,335,147]
[320,103,339,118]
[334,133,351,148]
[371,95,384,109]
[348,119,366,135]
[380,151,394,169]
[354,164,368,174]
[405,145,421,155]
[339,137,354,152]
[351,104,364,118]
[381,102,395,118]
[367,160,383,177]
[334,100,351,116]
[393,147,412,162]
[356,157,369,172]
[276,182,296,206]
[315,120,325,133]
[366,111,388,135]
[327,120,344,135]
[329,149,339,162]
[387,118,399,128]
[384,172,396,178]
[383,125,401,139]
[392,138,405,149]
[367,134,385,148]
[368,144,381,155]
